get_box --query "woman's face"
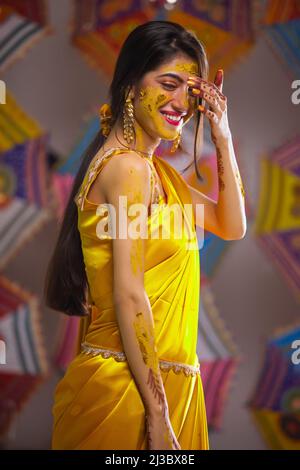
[131,53,199,141]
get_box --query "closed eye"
[162,83,177,90]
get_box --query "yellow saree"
[51,147,209,450]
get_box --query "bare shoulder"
[100,151,152,190]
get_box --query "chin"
[146,128,176,141]
[154,126,182,141]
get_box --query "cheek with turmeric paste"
[137,86,179,140]
[159,61,199,121]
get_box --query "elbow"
[113,287,146,307]
[222,224,247,241]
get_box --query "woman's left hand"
[187,69,231,144]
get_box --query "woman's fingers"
[214,69,224,93]
[187,76,226,101]
[188,85,222,115]
[198,104,218,124]
[187,75,228,125]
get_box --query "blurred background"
[0,0,300,450]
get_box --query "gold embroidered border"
[81,341,200,377]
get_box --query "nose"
[171,85,190,114]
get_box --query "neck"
[106,119,161,159]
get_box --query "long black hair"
[44,20,208,317]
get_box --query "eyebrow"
[157,73,185,83]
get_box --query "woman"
[45,21,246,450]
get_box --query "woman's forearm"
[114,292,168,419]
[213,134,247,239]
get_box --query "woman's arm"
[187,70,247,240]
[102,152,179,449]
[187,135,247,240]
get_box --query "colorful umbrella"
[0,89,52,269]
[257,0,300,80]
[166,0,258,79]
[0,275,49,439]
[263,19,300,81]
[260,0,300,25]
[254,135,300,302]
[0,135,52,270]
[71,0,260,79]
[0,90,43,153]
[71,0,157,77]
[0,0,51,73]
[248,322,300,450]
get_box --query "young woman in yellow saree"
[45,21,246,450]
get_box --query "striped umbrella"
[71,0,260,79]
[254,135,300,301]
[0,275,49,438]
[166,0,260,79]
[0,0,51,73]
[0,89,52,269]
[248,322,300,450]
[0,90,43,153]
[258,0,300,80]
[71,0,157,77]
[0,136,52,270]
[260,0,300,24]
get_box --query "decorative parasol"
[0,275,49,439]
[256,0,300,80]
[70,0,158,77]
[71,0,263,79]
[248,322,300,450]
[0,135,52,270]
[0,90,42,153]
[254,135,300,302]
[0,89,52,270]
[0,0,51,73]
[166,0,260,79]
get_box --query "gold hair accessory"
[123,94,135,145]
[170,128,182,153]
[99,103,112,137]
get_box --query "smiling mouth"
[160,111,183,126]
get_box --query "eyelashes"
[161,83,176,90]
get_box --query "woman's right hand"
[146,411,181,450]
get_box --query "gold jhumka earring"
[170,128,182,153]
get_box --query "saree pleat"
[51,150,209,450]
